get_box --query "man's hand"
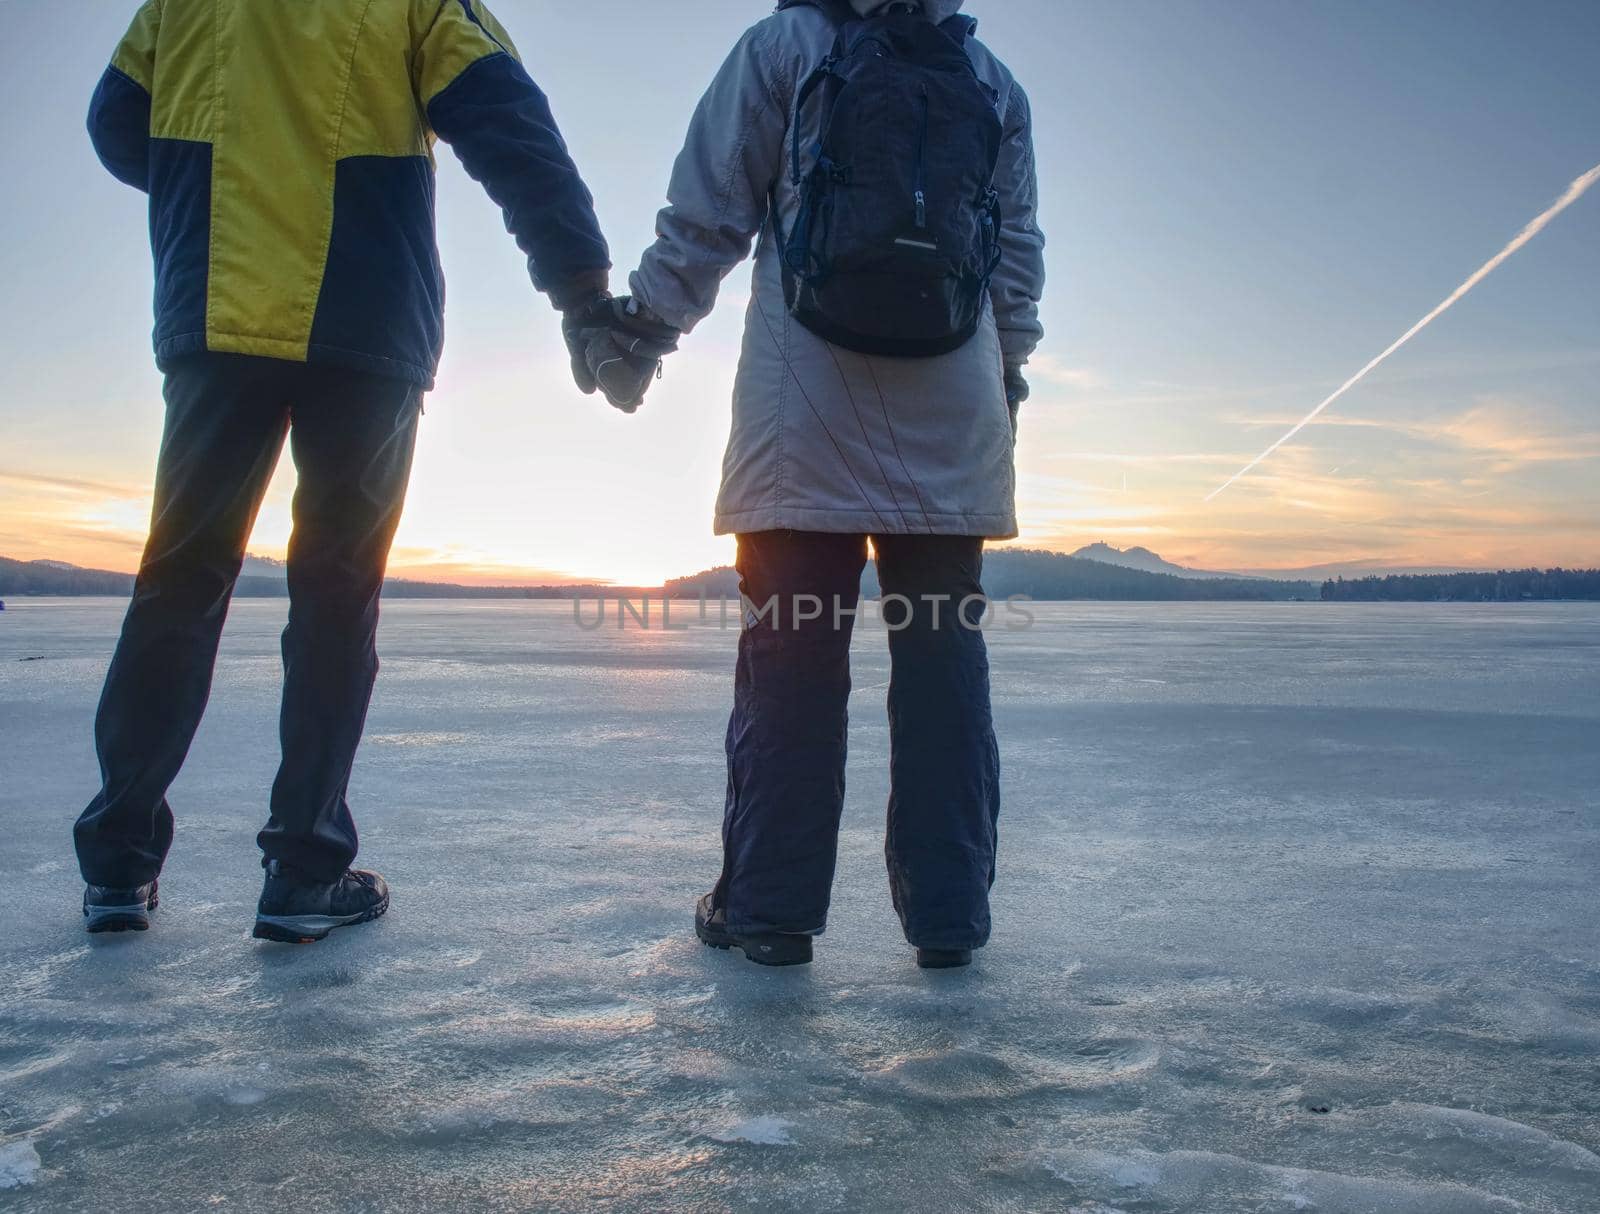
[553,270,612,397]
[562,295,608,396]
[565,296,680,414]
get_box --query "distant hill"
[240,554,288,579]
[0,557,134,597]
[663,566,742,599]
[1070,545,1515,583]
[10,553,1593,604]
[1068,541,1247,581]
[0,555,345,600]
[1236,559,1485,580]
[3,551,1315,602]
[983,551,1314,600]
[666,550,1317,602]
[0,555,643,602]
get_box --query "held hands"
[562,295,680,414]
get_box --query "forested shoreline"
[1320,568,1600,601]
[5,555,1596,603]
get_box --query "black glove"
[1004,365,1030,408]
[564,296,680,414]
[1004,366,1029,441]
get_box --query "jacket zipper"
[913,88,930,229]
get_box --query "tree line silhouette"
[7,554,1597,603]
[1319,568,1600,601]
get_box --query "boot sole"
[85,901,157,934]
[695,920,812,967]
[86,910,152,933]
[252,894,388,944]
[917,948,974,970]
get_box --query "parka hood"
[849,0,967,24]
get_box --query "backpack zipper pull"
[914,190,927,228]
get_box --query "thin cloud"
[1026,354,1105,390]
[1438,403,1600,465]
[0,468,145,498]
[1053,451,1243,466]
[385,546,615,586]
[1221,400,1600,466]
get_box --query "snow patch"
[710,1116,795,1146]
[1049,1149,1160,1189]
[366,730,469,747]
[1109,1158,1162,1188]
[1371,1103,1600,1171]
[0,1141,42,1190]
[1041,1147,1525,1212]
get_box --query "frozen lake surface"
[1,598,1597,1213]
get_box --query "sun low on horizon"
[2,0,1596,586]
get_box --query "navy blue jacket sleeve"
[88,66,153,192]
[426,53,611,301]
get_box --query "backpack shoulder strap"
[775,0,859,27]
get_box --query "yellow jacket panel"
[89,0,610,387]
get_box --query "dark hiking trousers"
[74,353,421,887]
[714,530,1001,951]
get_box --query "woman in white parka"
[582,0,1045,968]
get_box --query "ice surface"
[1,599,1597,1212]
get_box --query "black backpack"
[773,0,1004,358]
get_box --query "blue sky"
[1,0,1596,582]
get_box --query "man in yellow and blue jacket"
[76,0,611,942]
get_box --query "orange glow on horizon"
[3,387,1596,584]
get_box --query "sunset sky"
[2,0,1597,585]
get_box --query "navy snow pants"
[74,353,421,887]
[714,530,1001,951]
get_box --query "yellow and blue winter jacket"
[88,0,610,388]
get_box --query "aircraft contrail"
[1205,162,1600,502]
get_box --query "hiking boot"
[694,893,812,967]
[253,860,389,943]
[916,947,973,970]
[84,880,159,933]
